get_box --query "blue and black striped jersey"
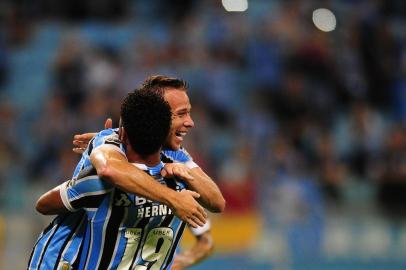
[29,128,199,270]
[28,211,87,270]
[28,129,124,270]
[61,162,187,270]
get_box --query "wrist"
[163,189,179,209]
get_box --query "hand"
[171,254,194,270]
[170,190,207,228]
[72,118,113,154]
[161,163,194,182]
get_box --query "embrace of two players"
[28,75,225,270]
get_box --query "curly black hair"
[120,89,171,156]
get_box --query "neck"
[126,148,161,167]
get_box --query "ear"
[119,126,126,143]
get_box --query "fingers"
[162,164,194,181]
[185,210,206,228]
[192,211,206,227]
[72,139,88,154]
[173,166,194,181]
[194,204,208,221]
[72,137,87,154]
[161,169,168,178]
[180,171,194,182]
[104,118,113,129]
[73,139,88,148]
[186,218,199,228]
[74,133,96,141]
[72,148,85,154]
[175,189,206,227]
[163,166,174,176]
[190,191,200,199]
[73,132,96,154]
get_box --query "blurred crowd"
[0,0,405,233]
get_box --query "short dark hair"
[120,89,171,156]
[140,75,188,96]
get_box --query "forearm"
[99,158,179,206]
[179,232,214,267]
[36,184,68,215]
[186,168,225,213]
[90,146,207,227]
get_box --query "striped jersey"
[61,161,187,270]
[28,211,87,270]
[28,128,198,270]
[27,129,125,270]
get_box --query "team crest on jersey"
[58,261,71,270]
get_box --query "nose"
[185,114,194,128]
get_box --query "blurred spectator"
[334,101,388,180]
[315,133,347,203]
[377,124,406,218]
[53,34,87,110]
[3,1,33,47]
[0,100,23,207]
[218,144,256,213]
[0,32,8,88]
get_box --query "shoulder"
[161,147,199,169]
[91,128,124,154]
[161,147,192,162]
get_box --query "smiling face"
[164,88,194,150]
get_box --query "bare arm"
[189,167,225,213]
[36,183,67,215]
[162,164,225,213]
[90,145,207,227]
[171,231,214,270]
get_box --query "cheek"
[169,125,176,134]
[171,119,182,129]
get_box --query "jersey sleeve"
[162,147,198,169]
[60,176,114,212]
[188,217,211,236]
[90,128,126,157]
[72,129,127,178]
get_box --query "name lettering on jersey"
[113,179,185,219]
[135,196,152,205]
[115,194,132,206]
[137,204,172,218]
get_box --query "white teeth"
[176,132,187,137]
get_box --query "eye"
[173,110,190,118]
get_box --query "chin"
[170,142,181,151]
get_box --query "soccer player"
[73,76,225,213]
[65,89,188,269]
[29,76,224,269]
[74,120,216,270]
[31,88,189,269]
[72,76,223,269]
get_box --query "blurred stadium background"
[0,0,405,269]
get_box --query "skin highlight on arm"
[36,184,67,215]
